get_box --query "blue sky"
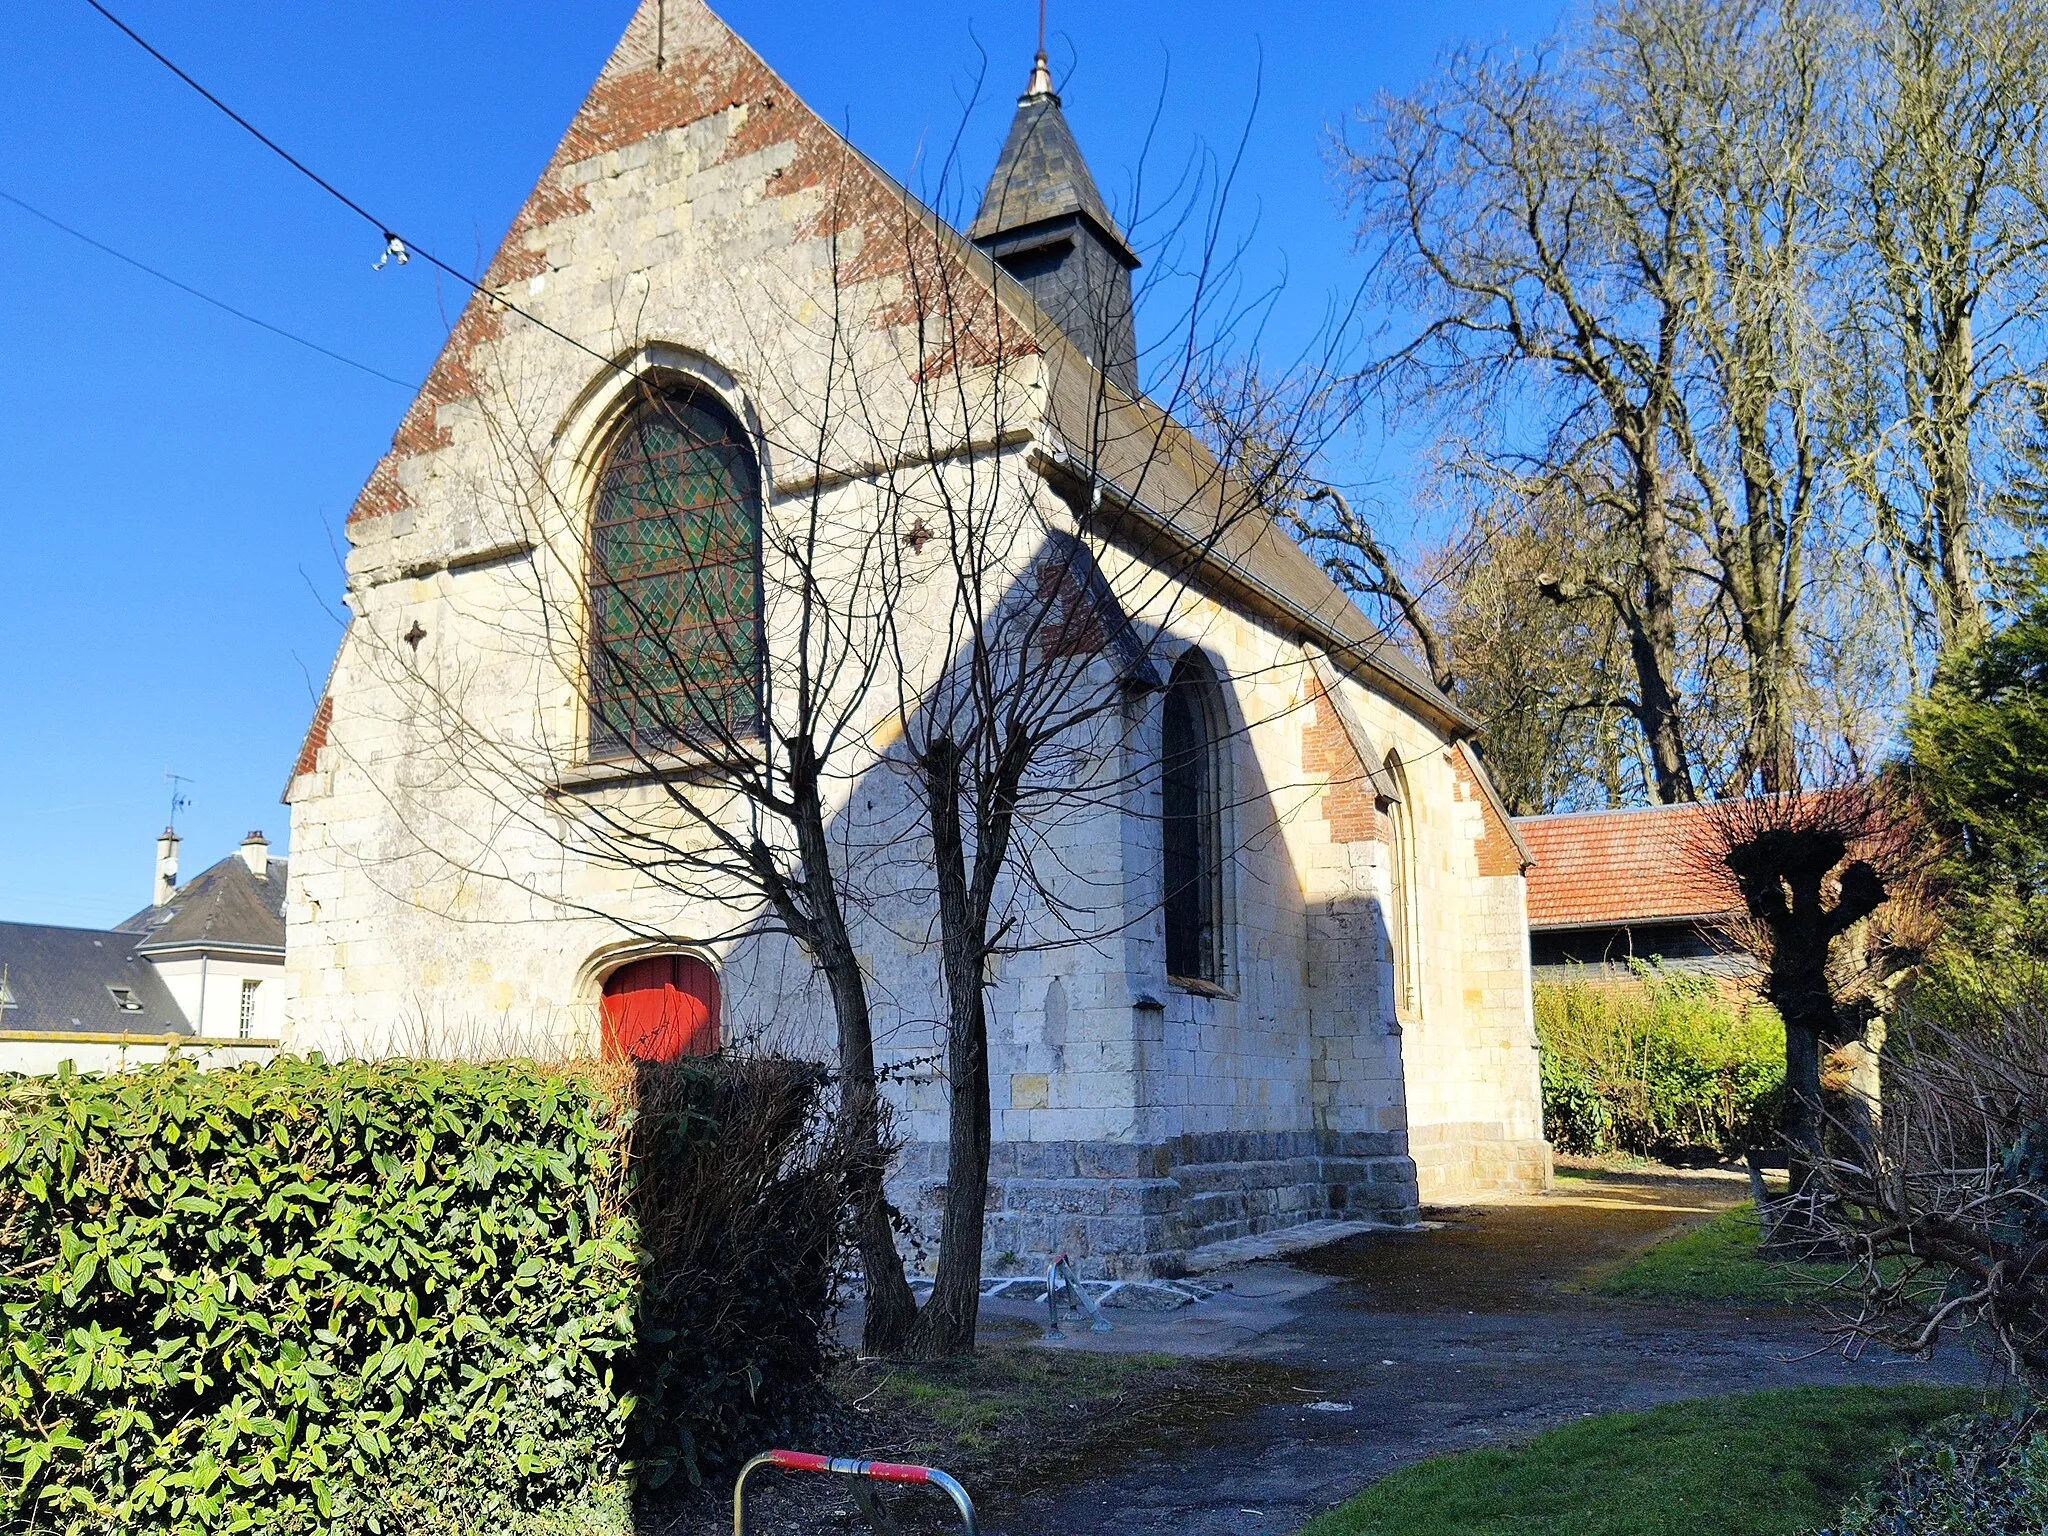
[0,0,1563,928]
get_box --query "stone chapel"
[283,0,1550,1277]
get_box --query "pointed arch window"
[1162,650,1228,987]
[588,384,763,756]
[1384,752,1422,1017]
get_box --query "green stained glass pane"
[589,389,761,750]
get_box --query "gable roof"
[117,852,288,957]
[0,923,189,1036]
[332,0,1476,743]
[1515,802,1739,931]
[1034,370,1475,733]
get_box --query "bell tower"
[969,49,1140,395]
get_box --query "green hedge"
[0,1054,845,1535]
[1536,967,1784,1159]
[1812,1409,2048,1534]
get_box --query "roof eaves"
[1529,908,1735,932]
[1034,435,1478,737]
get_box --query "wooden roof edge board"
[1456,740,1536,869]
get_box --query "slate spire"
[970,51,1140,395]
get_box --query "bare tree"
[1335,0,1899,803]
[847,154,1358,1357]
[354,188,931,1350]
[1810,988,2048,1381]
[1843,0,2048,656]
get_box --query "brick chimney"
[154,828,180,907]
[240,830,270,880]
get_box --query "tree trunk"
[905,739,996,1359]
[1780,1019,1824,1197]
[787,737,919,1353]
[1930,319,1987,652]
[819,952,918,1354]
[1632,440,1697,804]
[906,984,992,1359]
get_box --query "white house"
[0,830,284,1074]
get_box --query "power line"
[0,186,413,388]
[82,0,624,378]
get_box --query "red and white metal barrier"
[733,1449,977,1534]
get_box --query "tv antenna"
[166,771,194,831]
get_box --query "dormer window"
[107,986,143,1013]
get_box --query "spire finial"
[1025,50,1056,100]
[1024,0,1056,101]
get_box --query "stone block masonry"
[892,1131,1421,1279]
[283,0,1549,1285]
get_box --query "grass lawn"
[1594,1202,1868,1308]
[1297,1386,1983,1536]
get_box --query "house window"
[588,384,763,756]
[1384,752,1422,1017]
[599,954,720,1061]
[238,980,259,1039]
[107,986,143,1013]
[1162,649,1228,987]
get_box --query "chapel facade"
[283,0,1550,1277]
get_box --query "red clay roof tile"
[1514,803,1740,930]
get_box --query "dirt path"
[975,1170,1988,1536]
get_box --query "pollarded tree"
[1700,784,1937,1195]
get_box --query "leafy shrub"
[0,1053,847,1535]
[1812,1409,2048,1534]
[1536,965,1784,1158]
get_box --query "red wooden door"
[600,954,719,1061]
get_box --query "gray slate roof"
[117,853,288,956]
[0,923,190,1036]
[968,86,1135,265]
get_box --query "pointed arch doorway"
[599,953,720,1061]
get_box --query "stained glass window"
[588,386,762,754]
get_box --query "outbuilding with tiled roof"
[1514,803,1751,981]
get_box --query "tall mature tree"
[1339,27,1702,802]
[1642,0,1842,793]
[1336,0,1854,801]
[1845,0,2048,656]
[1903,560,2048,971]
